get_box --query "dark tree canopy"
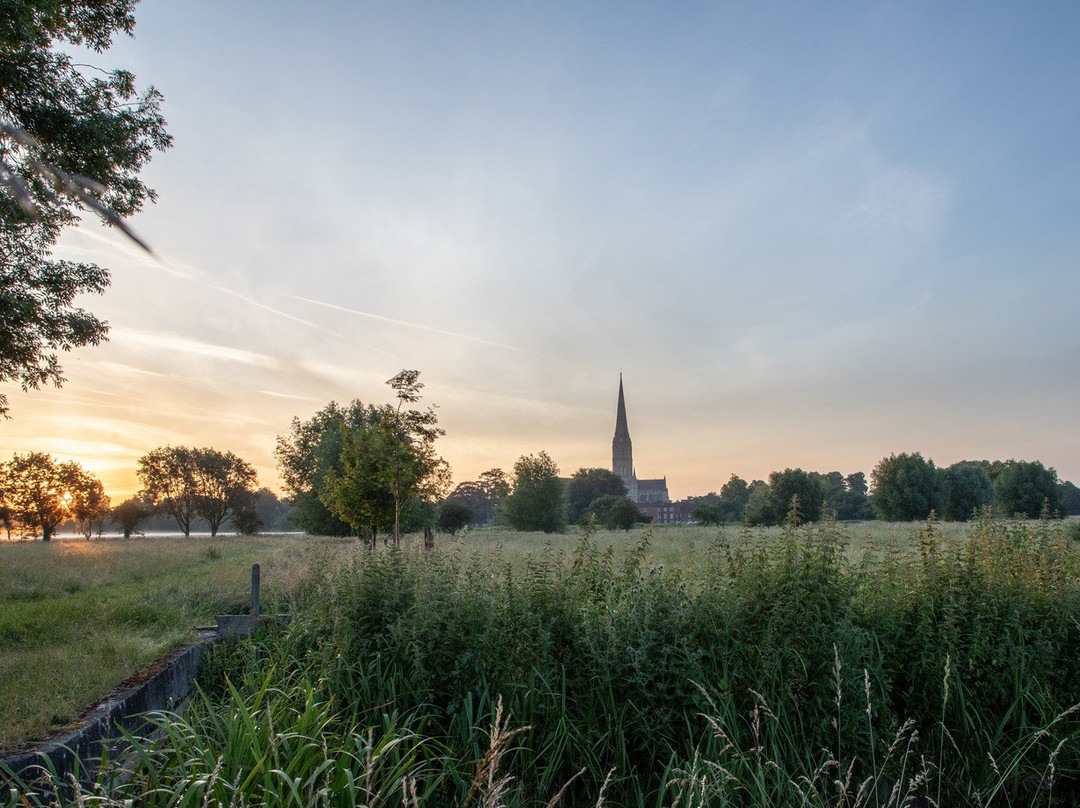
[992,460,1060,519]
[0,0,171,416]
[436,499,472,535]
[942,462,994,521]
[0,451,102,540]
[503,451,567,533]
[871,452,945,522]
[446,468,508,528]
[566,467,627,524]
[767,468,825,524]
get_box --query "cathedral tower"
[612,375,638,501]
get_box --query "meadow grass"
[6,516,1080,807]
[0,533,333,752]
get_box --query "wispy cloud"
[109,327,279,368]
[290,295,552,357]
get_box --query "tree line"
[6,371,1079,542]
[0,446,286,541]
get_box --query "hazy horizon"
[3,1,1078,502]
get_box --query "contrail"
[290,295,549,357]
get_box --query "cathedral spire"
[612,375,636,499]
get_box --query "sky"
[4,1,1079,501]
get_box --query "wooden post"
[250,563,260,618]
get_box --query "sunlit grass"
[0,533,335,752]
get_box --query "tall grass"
[6,514,1080,806]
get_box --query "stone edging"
[0,630,218,790]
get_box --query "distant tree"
[0,2,171,418]
[275,399,369,536]
[942,462,994,521]
[719,475,750,520]
[68,468,110,538]
[1,452,94,540]
[820,471,847,515]
[250,488,293,532]
[567,467,627,523]
[138,446,258,536]
[606,496,644,531]
[692,502,724,526]
[446,467,510,527]
[228,488,262,535]
[111,497,152,538]
[1059,481,1080,516]
[992,460,1060,518]
[744,480,771,526]
[503,451,567,533]
[871,453,945,522]
[437,499,472,535]
[836,472,873,521]
[768,468,824,524]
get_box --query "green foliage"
[8,522,1080,805]
[502,451,567,533]
[436,499,472,535]
[302,373,449,544]
[1060,480,1080,516]
[274,399,369,536]
[942,461,994,521]
[0,452,102,540]
[993,459,1061,518]
[137,446,258,537]
[109,497,151,538]
[0,1,170,417]
[767,467,825,523]
[566,467,627,524]
[445,468,510,528]
[692,501,724,526]
[871,451,945,521]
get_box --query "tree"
[67,467,110,537]
[275,399,370,536]
[138,446,258,536]
[138,446,199,535]
[566,467,627,524]
[942,462,994,521]
[836,472,873,521]
[1,452,98,539]
[503,451,567,533]
[1,1,171,417]
[692,501,724,526]
[1059,481,1080,517]
[379,370,450,543]
[191,449,257,536]
[320,372,449,545]
[768,468,825,524]
[719,475,751,521]
[992,460,1060,518]
[111,496,151,538]
[606,495,644,531]
[743,480,771,526]
[446,468,510,527]
[870,453,945,522]
[436,499,472,535]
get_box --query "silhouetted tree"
[1,1,170,417]
[567,467,627,524]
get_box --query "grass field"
[0,519,982,755]
[5,516,1079,807]
[0,533,327,752]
